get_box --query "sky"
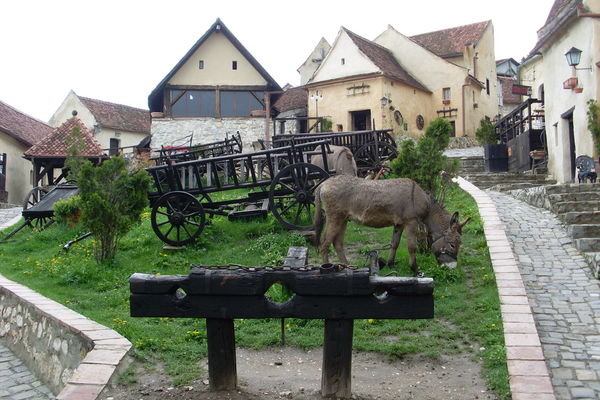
[0,0,554,123]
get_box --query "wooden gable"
[149,18,281,114]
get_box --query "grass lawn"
[0,183,509,398]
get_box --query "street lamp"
[565,47,592,71]
[565,47,582,67]
[310,91,323,132]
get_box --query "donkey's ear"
[460,217,472,229]
[450,212,459,225]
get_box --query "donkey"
[313,175,471,276]
[311,145,358,176]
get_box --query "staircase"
[452,154,556,191]
[509,183,600,278]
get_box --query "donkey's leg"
[405,221,422,277]
[387,225,404,267]
[332,221,349,264]
[320,217,343,264]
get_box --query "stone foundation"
[151,117,268,151]
[0,274,132,399]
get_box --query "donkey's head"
[431,212,471,269]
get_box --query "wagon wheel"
[151,191,206,246]
[23,186,49,210]
[354,142,398,177]
[27,216,54,231]
[269,163,329,231]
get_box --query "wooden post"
[206,318,237,390]
[321,319,353,399]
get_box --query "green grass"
[0,184,509,398]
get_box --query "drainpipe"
[462,83,469,136]
[264,92,271,144]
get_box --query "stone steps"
[462,173,554,190]
[561,211,600,225]
[575,238,600,252]
[547,192,600,203]
[567,224,600,239]
[551,200,600,214]
[507,183,600,278]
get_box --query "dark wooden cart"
[152,132,243,165]
[0,184,79,243]
[271,129,398,176]
[145,140,333,246]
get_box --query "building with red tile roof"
[0,100,53,204]
[303,20,497,138]
[49,91,150,157]
[24,115,107,186]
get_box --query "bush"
[53,195,81,227]
[75,157,151,262]
[390,118,458,203]
[475,119,498,145]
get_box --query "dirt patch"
[102,347,497,400]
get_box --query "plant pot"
[574,87,584,93]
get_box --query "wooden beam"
[207,319,237,390]
[322,319,353,398]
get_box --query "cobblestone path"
[490,191,600,400]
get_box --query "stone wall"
[151,117,268,151]
[0,274,132,399]
[0,286,92,393]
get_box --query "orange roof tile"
[0,100,53,147]
[24,117,106,159]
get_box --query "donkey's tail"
[313,185,325,250]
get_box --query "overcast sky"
[1,0,553,123]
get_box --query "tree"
[75,157,150,262]
[475,119,498,145]
[390,118,458,202]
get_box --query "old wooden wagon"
[271,129,398,176]
[152,132,243,165]
[145,140,334,246]
[0,183,79,243]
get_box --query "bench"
[576,155,597,183]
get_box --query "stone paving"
[490,190,600,400]
[0,207,21,230]
[0,342,54,399]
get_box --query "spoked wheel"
[355,142,398,177]
[151,191,206,246]
[27,216,54,231]
[23,186,49,210]
[269,163,329,231]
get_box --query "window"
[232,60,238,70]
[199,60,204,69]
[486,79,490,95]
[443,87,451,100]
[341,58,345,65]
[171,90,215,117]
[220,91,264,117]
